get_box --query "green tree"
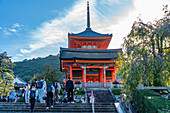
[0,52,15,95]
[30,64,64,83]
[118,6,170,94]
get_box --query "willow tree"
[118,6,170,94]
[0,52,15,95]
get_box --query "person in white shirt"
[27,83,38,112]
[25,84,30,103]
[37,77,46,103]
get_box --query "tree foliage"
[30,64,64,83]
[13,54,64,82]
[118,5,170,94]
[0,52,15,95]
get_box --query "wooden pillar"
[100,68,104,83]
[103,67,106,83]
[82,69,84,83]
[82,66,86,83]
[111,70,114,82]
[84,66,86,83]
[113,66,116,81]
[70,66,73,80]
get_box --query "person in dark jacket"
[27,82,38,112]
[66,76,74,103]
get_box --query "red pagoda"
[60,2,122,84]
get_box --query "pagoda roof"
[60,47,122,60]
[68,28,112,37]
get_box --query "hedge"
[132,89,170,113]
[112,88,123,95]
[74,89,85,95]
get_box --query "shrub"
[74,89,85,95]
[132,89,170,113]
[17,97,24,102]
[59,88,64,95]
[112,88,123,95]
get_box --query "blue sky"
[0,0,169,62]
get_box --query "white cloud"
[3,29,11,35]
[0,27,2,30]
[8,28,17,33]
[96,0,170,49]
[20,0,96,54]
[20,0,170,56]
[12,23,22,28]
[16,54,23,57]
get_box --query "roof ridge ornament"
[87,1,91,30]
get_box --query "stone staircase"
[0,102,92,113]
[86,88,117,113]
[0,88,117,113]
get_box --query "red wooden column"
[100,68,104,83]
[82,68,84,83]
[113,66,116,81]
[103,66,106,84]
[111,70,114,82]
[82,66,86,83]
[70,66,73,80]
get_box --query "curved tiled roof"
[68,28,112,37]
[60,47,122,60]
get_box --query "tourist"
[0,95,2,102]
[62,95,68,103]
[81,97,86,103]
[9,89,15,102]
[56,81,61,101]
[22,86,26,102]
[27,82,38,112]
[34,79,38,88]
[37,77,46,103]
[53,81,58,103]
[66,76,74,103]
[44,83,55,110]
[25,84,30,103]
[14,93,19,103]
[62,87,67,98]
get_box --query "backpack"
[46,83,52,93]
[30,89,36,99]
[53,82,58,88]
[37,81,43,89]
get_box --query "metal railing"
[82,82,111,88]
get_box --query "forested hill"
[13,54,63,82]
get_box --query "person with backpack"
[53,81,60,103]
[44,83,55,110]
[27,83,38,112]
[37,77,46,103]
[66,76,74,103]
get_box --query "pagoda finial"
[87,1,90,28]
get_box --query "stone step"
[0,109,93,112]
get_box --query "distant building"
[60,2,122,84]
[14,76,27,90]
